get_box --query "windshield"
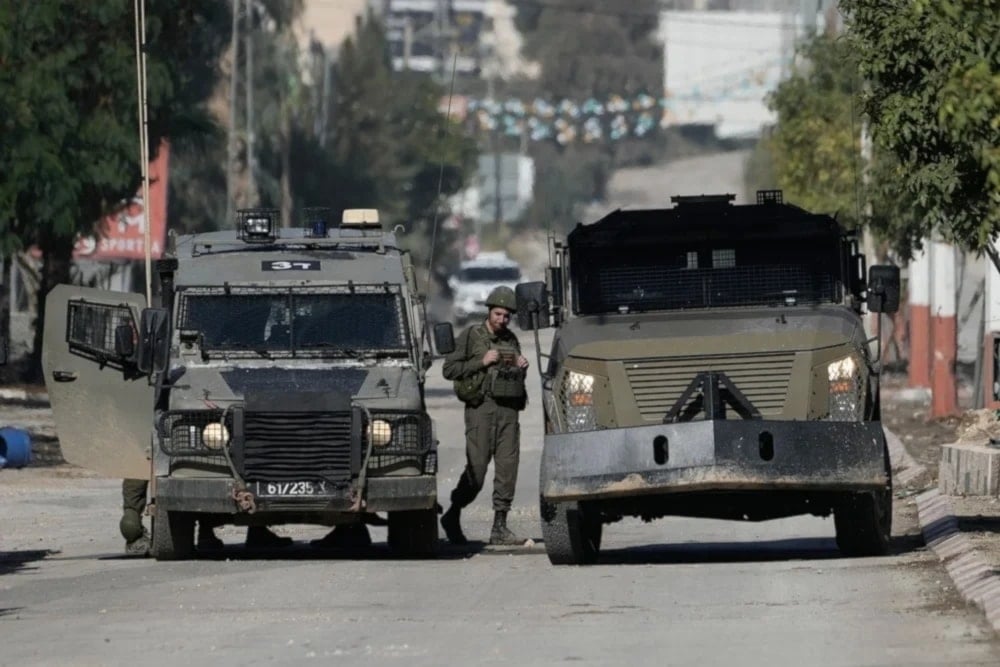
[573,239,842,314]
[178,287,408,354]
[458,266,521,282]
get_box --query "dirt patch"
[881,371,965,486]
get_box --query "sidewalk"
[893,423,1000,633]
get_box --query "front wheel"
[835,441,893,557]
[150,507,195,561]
[540,499,602,565]
[834,488,892,557]
[388,509,438,558]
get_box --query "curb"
[915,488,1000,632]
[885,427,926,487]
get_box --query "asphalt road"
[3,329,1000,666]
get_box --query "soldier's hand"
[516,355,529,369]
[482,350,500,366]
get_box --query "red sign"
[74,142,169,260]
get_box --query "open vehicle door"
[42,285,154,479]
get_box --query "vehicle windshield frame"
[176,284,411,358]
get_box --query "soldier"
[440,286,529,545]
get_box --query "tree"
[748,32,919,259]
[842,0,1000,267]
[514,0,664,231]
[320,15,477,267]
[0,1,231,374]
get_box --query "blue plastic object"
[0,427,32,469]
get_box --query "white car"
[448,252,522,325]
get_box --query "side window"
[67,300,134,366]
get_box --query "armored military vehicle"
[42,208,439,559]
[514,192,900,565]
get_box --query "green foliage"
[319,14,477,267]
[0,1,229,248]
[765,35,863,227]
[0,1,230,371]
[842,0,1000,256]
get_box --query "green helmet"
[485,285,517,312]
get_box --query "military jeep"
[43,208,439,559]
[515,192,900,565]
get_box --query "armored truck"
[42,208,439,559]
[514,192,900,565]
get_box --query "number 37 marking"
[261,260,320,271]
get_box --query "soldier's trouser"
[451,399,520,512]
[120,478,148,541]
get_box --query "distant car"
[448,252,522,325]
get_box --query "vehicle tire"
[388,509,438,558]
[540,499,602,565]
[835,439,893,557]
[150,508,195,561]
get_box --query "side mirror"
[137,307,170,374]
[867,265,900,314]
[433,322,456,355]
[515,281,550,331]
[114,323,136,360]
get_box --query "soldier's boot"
[440,504,468,545]
[197,525,224,551]
[245,526,293,548]
[120,509,149,557]
[490,510,522,546]
[124,529,150,557]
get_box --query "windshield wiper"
[295,344,369,357]
[211,342,273,358]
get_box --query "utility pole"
[403,15,413,71]
[245,0,257,205]
[319,49,331,148]
[225,0,240,227]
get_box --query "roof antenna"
[424,51,459,298]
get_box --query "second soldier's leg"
[120,478,150,555]
[442,402,495,544]
[490,408,522,545]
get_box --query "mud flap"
[42,284,154,478]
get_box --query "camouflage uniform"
[441,317,527,544]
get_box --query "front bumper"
[541,420,887,502]
[156,474,436,515]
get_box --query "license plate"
[253,481,329,497]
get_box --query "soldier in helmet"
[440,285,529,545]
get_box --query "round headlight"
[202,422,230,449]
[369,419,392,448]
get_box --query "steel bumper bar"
[541,420,887,502]
[156,475,436,513]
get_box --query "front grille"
[624,353,795,421]
[242,411,356,483]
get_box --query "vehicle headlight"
[202,422,230,449]
[562,370,596,432]
[369,419,393,448]
[827,355,864,421]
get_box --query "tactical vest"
[486,338,526,401]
